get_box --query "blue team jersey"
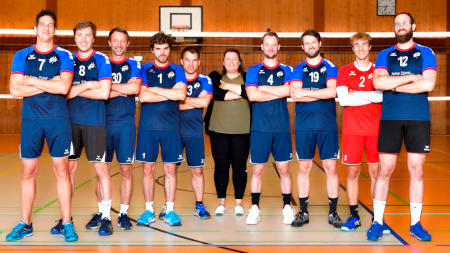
[105,57,141,124]
[139,61,187,130]
[68,51,112,126]
[180,73,213,137]
[11,45,74,120]
[291,58,338,130]
[245,62,292,133]
[375,43,437,121]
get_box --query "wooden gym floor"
[0,134,448,253]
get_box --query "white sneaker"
[282,205,295,224]
[235,205,245,216]
[215,205,225,216]
[245,205,260,225]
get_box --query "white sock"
[373,199,386,225]
[145,202,154,212]
[97,202,102,213]
[166,202,174,212]
[101,200,112,220]
[120,204,129,215]
[410,202,422,225]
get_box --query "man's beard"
[305,49,320,59]
[395,30,413,43]
[264,52,277,59]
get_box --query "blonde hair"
[349,32,372,45]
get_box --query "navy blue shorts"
[250,131,292,164]
[20,118,72,159]
[106,123,136,164]
[295,129,339,160]
[136,129,184,163]
[181,135,205,167]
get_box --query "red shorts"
[342,135,379,165]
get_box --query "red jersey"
[337,62,382,135]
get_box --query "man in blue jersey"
[6,10,78,242]
[290,30,343,228]
[367,12,437,241]
[65,21,113,236]
[179,46,213,219]
[245,31,295,225]
[101,27,141,230]
[136,32,187,226]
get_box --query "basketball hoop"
[171,25,190,42]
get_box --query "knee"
[164,164,177,178]
[347,168,359,181]
[278,167,291,178]
[22,168,38,180]
[121,166,133,180]
[297,164,311,176]
[143,164,155,176]
[409,166,424,180]
[191,167,203,178]
[252,166,265,177]
[378,166,394,179]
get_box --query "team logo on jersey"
[168,71,175,79]
[413,52,421,58]
[276,71,284,77]
[64,149,69,155]
[320,66,326,73]
[178,154,183,160]
[121,65,129,72]
[201,158,204,164]
[88,62,95,70]
[126,157,132,163]
[96,155,101,161]
[303,66,308,72]
[49,56,58,64]
[389,52,397,57]
[194,82,200,89]
[289,153,293,159]
[424,145,430,152]
[149,68,155,73]
[349,71,356,76]
[142,152,146,159]
[259,69,265,74]
[368,73,373,79]
[28,54,36,60]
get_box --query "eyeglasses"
[394,21,411,27]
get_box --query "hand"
[219,80,228,90]
[21,75,34,86]
[86,81,101,90]
[348,89,354,95]
[52,75,61,80]
[198,90,208,97]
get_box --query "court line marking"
[0,244,407,247]
[312,160,410,247]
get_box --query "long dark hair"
[222,48,245,75]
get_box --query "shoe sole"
[235,213,244,216]
[194,214,211,219]
[367,236,382,241]
[215,213,224,216]
[136,218,155,226]
[85,224,100,230]
[59,233,78,242]
[291,219,309,227]
[6,232,34,241]
[245,216,260,225]
[383,230,391,235]
[117,223,132,230]
[340,225,360,232]
[410,232,431,241]
[165,221,182,226]
[50,229,61,234]
[99,232,113,236]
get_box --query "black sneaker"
[98,217,113,236]
[118,213,133,230]
[50,217,73,234]
[85,213,102,229]
[328,212,344,228]
[291,210,309,227]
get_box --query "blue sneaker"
[194,203,211,219]
[164,211,182,226]
[367,221,383,241]
[341,217,361,231]
[51,217,73,234]
[6,222,33,241]
[410,222,431,241]
[159,206,166,220]
[98,218,113,236]
[136,210,155,226]
[60,222,78,242]
[382,223,391,235]
[85,213,102,229]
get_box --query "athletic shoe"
[340,217,361,231]
[291,210,309,227]
[194,203,211,219]
[328,212,345,228]
[6,222,33,241]
[215,205,225,216]
[164,211,182,226]
[245,205,260,225]
[98,217,113,236]
[234,205,245,216]
[282,205,295,225]
[410,222,432,241]
[118,213,133,230]
[367,221,383,241]
[51,217,73,234]
[60,222,78,242]
[85,212,102,229]
[159,206,167,220]
[382,223,391,235]
[136,210,156,226]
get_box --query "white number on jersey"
[158,73,163,84]
[309,72,319,82]
[38,59,45,71]
[359,76,365,87]
[187,85,193,96]
[267,74,274,85]
[79,65,86,76]
[398,56,408,67]
[112,72,122,84]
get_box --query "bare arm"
[301,79,337,99]
[289,80,319,102]
[258,83,290,97]
[224,92,242,100]
[111,77,141,95]
[220,81,242,95]
[373,68,422,90]
[68,79,111,100]
[109,90,123,98]
[394,69,436,94]
[149,82,187,101]
[9,74,43,98]
[180,91,212,110]
[22,72,73,95]
[245,85,281,102]
[138,85,168,103]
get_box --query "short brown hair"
[109,27,129,42]
[261,29,280,44]
[150,32,173,49]
[350,32,372,45]
[73,21,97,38]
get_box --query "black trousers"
[210,131,250,199]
